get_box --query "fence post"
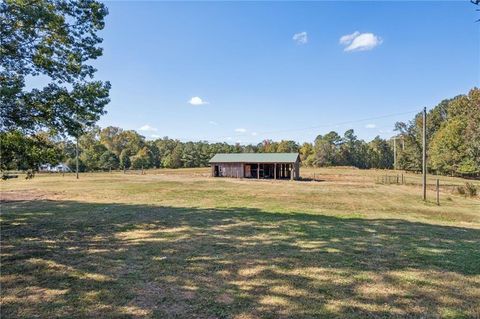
[401,173,404,184]
[436,179,440,206]
[396,174,399,184]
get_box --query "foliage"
[0,130,61,172]
[368,136,394,169]
[99,150,119,171]
[429,118,468,174]
[394,88,480,177]
[0,0,111,136]
[119,149,131,170]
[130,147,151,169]
[29,125,395,172]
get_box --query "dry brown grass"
[1,167,479,318]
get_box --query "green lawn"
[1,168,479,318]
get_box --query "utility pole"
[393,137,397,170]
[422,107,427,201]
[76,136,79,179]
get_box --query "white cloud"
[188,96,209,105]
[150,134,161,138]
[209,121,218,126]
[339,31,360,45]
[292,31,308,45]
[235,128,247,133]
[226,137,232,141]
[365,123,376,129]
[251,132,258,136]
[139,124,158,132]
[339,31,382,52]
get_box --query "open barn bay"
[1,168,479,318]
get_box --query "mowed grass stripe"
[1,167,479,318]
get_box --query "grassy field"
[1,167,479,318]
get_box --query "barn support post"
[274,163,277,180]
[257,163,260,179]
[290,163,293,180]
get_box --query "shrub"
[465,182,477,197]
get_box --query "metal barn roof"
[209,153,299,163]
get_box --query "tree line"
[1,88,479,177]
[1,0,478,178]
[1,126,393,172]
[394,88,479,177]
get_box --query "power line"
[204,109,420,143]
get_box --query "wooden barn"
[209,153,300,180]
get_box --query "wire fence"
[373,173,479,204]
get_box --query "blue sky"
[93,1,479,144]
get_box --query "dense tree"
[277,140,299,153]
[130,147,151,170]
[429,88,480,176]
[3,89,476,177]
[181,142,197,168]
[393,88,479,176]
[162,144,183,168]
[99,150,119,171]
[299,142,314,166]
[1,0,111,135]
[0,0,110,174]
[368,137,394,169]
[258,140,277,153]
[313,132,341,166]
[0,131,61,174]
[119,149,131,170]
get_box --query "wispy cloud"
[151,134,161,138]
[339,31,360,45]
[235,128,247,133]
[209,121,218,126]
[340,31,382,52]
[365,123,376,129]
[139,124,158,132]
[292,31,308,45]
[188,96,209,105]
[251,132,258,136]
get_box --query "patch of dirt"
[0,190,54,202]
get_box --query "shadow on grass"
[1,200,479,318]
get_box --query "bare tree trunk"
[76,137,79,179]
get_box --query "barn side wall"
[213,163,244,178]
[294,160,300,180]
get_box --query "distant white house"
[39,163,71,172]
